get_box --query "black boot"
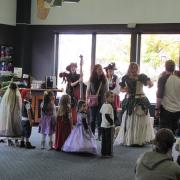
[20,140,25,148]
[26,142,36,149]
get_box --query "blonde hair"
[105,91,113,99]
[57,94,71,116]
[127,62,139,76]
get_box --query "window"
[57,34,92,94]
[96,34,131,100]
[140,34,180,103]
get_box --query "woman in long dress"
[114,63,155,146]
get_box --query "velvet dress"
[62,112,97,154]
[54,111,72,150]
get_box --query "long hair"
[77,100,86,112]
[0,82,21,113]
[42,91,54,114]
[127,62,139,76]
[57,94,71,116]
[90,64,106,84]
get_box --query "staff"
[79,55,83,100]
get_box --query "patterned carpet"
[0,127,152,180]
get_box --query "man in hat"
[156,60,180,133]
[104,63,120,125]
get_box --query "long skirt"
[62,125,97,155]
[54,117,71,150]
[114,110,155,146]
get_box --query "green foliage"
[142,35,180,69]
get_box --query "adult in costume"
[86,64,108,140]
[104,63,120,124]
[156,60,180,133]
[114,62,154,146]
[59,62,86,124]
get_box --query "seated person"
[135,128,180,180]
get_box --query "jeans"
[89,105,102,137]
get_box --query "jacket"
[135,151,180,180]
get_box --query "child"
[20,89,35,149]
[54,94,72,150]
[39,91,56,150]
[100,91,114,157]
[0,82,22,146]
[62,100,97,155]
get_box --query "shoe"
[19,141,25,148]
[0,139,5,143]
[41,141,45,149]
[26,142,36,149]
[15,139,19,147]
[8,139,14,146]
[48,141,54,150]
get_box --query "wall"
[0,0,17,25]
[31,0,180,25]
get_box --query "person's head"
[165,60,175,73]
[77,100,86,112]
[44,91,54,105]
[21,89,32,101]
[66,63,77,74]
[60,94,71,107]
[154,128,175,154]
[9,82,17,91]
[127,62,139,77]
[90,64,106,83]
[104,63,117,77]
[105,91,114,104]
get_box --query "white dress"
[0,87,22,137]
[114,74,155,146]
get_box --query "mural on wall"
[37,0,50,20]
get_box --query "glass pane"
[140,34,180,103]
[96,34,131,100]
[57,34,92,95]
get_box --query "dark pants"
[101,127,113,156]
[21,120,32,138]
[160,105,180,133]
[89,106,102,137]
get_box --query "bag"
[87,95,98,107]
[87,82,102,107]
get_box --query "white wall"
[31,0,180,25]
[0,0,17,25]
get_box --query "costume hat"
[66,63,77,72]
[104,63,117,70]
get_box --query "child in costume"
[100,91,115,157]
[39,91,56,150]
[0,82,22,146]
[20,89,35,149]
[62,100,97,155]
[54,94,72,150]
